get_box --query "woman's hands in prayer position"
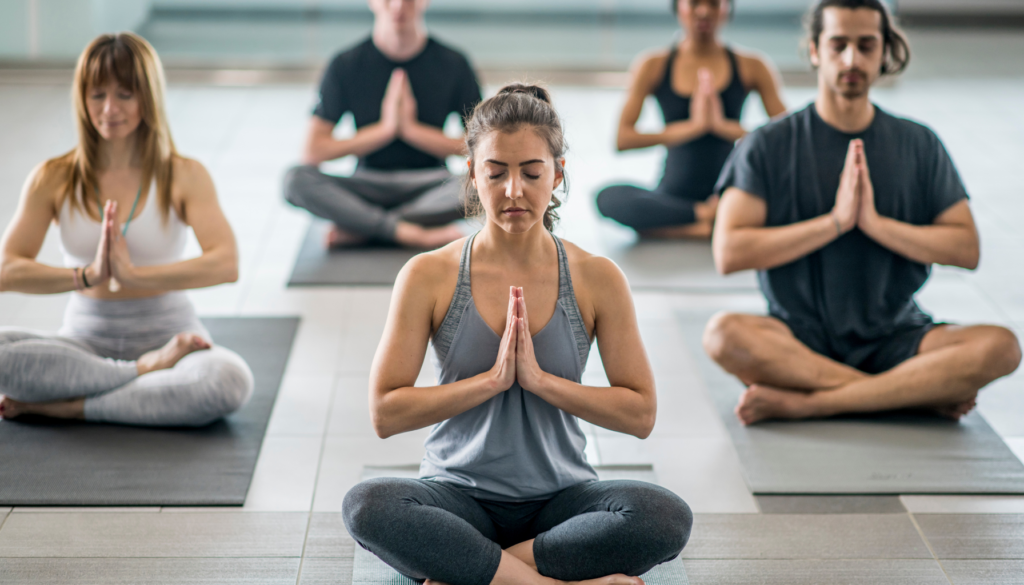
[105,200,139,290]
[83,199,115,288]
[488,286,547,394]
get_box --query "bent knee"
[342,478,410,542]
[595,186,630,220]
[623,483,693,557]
[187,350,254,424]
[283,164,320,205]
[981,326,1022,378]
[702,311,750,363]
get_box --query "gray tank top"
[421,232,599,501]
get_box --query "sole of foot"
[137,333,211,376]
[325,225,369,249]
[735,384,813,425]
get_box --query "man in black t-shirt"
[284,0,481,249]
[703,0,1020,424]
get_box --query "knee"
[625,483,693,558]
[595,186,627,220]
[702,311,749,367]
[980,326,1021,379]
[190,350,254,424]
[283,164,319,206]
[342,478,402,543]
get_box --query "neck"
[98,134,139,172]
[681,35,721,56]
[372,18,428,61]
[476,219,553,269]
[814,84,875,133]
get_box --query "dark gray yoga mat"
[676,311,1024,494]
[354,464,687,584]
[288,220,419,287]
[591,238,758,293]
[0,316,299,506]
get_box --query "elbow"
[962,246,981,271]
[0,261,17,292]
[369,410,394,439]
[714,252,743,275]
[633,411,656,440]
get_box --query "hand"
[397,71,418,139]
[831,139,862,234]
[689,68,714,133]
[704,70,727,134]
[379,68,405,138]
[514,288,547,393]
[106,201,137,288]
[488,286,519,393]
[855,147,879,234]
[84,200,114,287]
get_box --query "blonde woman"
[0,33,252,426]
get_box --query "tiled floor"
[2,30,1024,584]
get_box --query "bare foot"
[735,384,814,425]
[933,397,977,421]
[1,395,85,420]
[394,222,464,249]
[571,575,645,585]
[137,333,211,376]
[325,225,368,249]
[694,194,720,223]
[639,221,713,240]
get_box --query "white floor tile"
[901,495,1024,514]
[238,436,323,512]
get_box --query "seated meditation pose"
[703,0,1021,425]
[284,0,481,249]
[596,0,785,239]
[343,85,692,584]
[0,33,253,426]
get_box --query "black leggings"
[596,184,711,231]
[342,478,692,585]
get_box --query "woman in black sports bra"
[597,0,786,239]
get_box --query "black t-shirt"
[715,103,969,342]
[313,37,481,171]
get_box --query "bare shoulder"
[25,155,73,208]
[396,237,464,293]
[561,239,629,294]
[171,155,213,189]
[631,49,671,84]
[732,47,777,82]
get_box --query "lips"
[503,207,527,216]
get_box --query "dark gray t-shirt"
[715,104,968,342]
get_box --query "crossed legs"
[702,312,1022,424]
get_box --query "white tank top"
[58,182,189,268]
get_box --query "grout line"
[907,512,954,585]
[294,371,341,585]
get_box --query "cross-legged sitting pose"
[702,0,1021,425]
[596,0,785,240]
[343,84,692,584]
[0,33,253,426]
[284,0,481,249]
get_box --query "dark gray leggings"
[596,184,705,231]
[342,477,692,585]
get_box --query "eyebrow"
[826,34,881,41]
[484,159,546,166]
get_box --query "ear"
[809,39,821,68]
[552,158,566,191]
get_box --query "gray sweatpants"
[283,165,464,241]
[0,292,254,427]
[343,477,692,585]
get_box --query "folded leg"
[530,480,692,580]
[84,346,254,427]
[343,477,502,585]
[596,185,699,231]
[390,175,465,227]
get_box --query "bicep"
[717,187,767,230]
[370,260,437,395]
[177,161,235,252]
[307,116,337,143]
[591,262,654,395]
[933,199,975,230]
[1,166,57,261]
[619,57,661,129]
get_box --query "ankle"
[393,222,425,247]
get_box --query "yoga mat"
[676,311,1024,494]
[288,220,420,286]
[356,466,687,584]
[593,239,758,293]
[0,316,299,506]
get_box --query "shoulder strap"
[432,233,476,364]
[552,235,591,370]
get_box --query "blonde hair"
[49,32,176,222]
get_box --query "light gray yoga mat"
[676,311,1024,494]
[598,240,757,292]
[356,465,687,584]
[288,220,420,286]
[0,316,299,506]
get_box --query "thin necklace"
[97,183,144,291]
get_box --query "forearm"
[400,122,465,158]
[0,257,80,294]
[715,214,838,273]
[616,120,706,151]
[711,120,746,142]
[372,372,502,438]
[529,374,655,439]
[302,123,394,165]
[863,217,979,268]
[121,248,238,291]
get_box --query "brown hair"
[48,32,176,222]
[805,0,911,76]
[462,83,568,232]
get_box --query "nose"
[505,174,523,201]
[841,45,857,68]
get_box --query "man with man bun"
[703,0,1020,424]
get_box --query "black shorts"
[782,319,938,375]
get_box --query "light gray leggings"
[0,292,254,427]
[283,165,464,241]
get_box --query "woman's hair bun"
[496,83,552,105]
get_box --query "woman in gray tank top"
[343,84,692,585]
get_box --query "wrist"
[82,264,99,288]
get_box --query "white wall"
[150,0,823,14]
[900,0,1024,14]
